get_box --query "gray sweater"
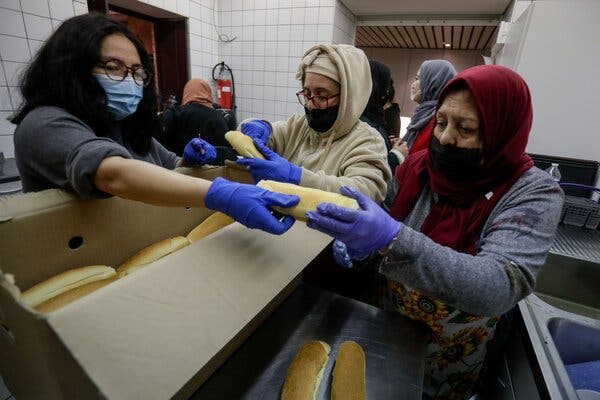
[14,106,178,197]
[380,167,564,317]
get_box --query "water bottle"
[545,162,561,182]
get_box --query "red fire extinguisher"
[212,62,235,110]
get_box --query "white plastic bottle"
[545,162,561,182]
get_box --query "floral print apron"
[381,277,499,400]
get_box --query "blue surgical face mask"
[93,73,143,120]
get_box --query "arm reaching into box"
[94,157,299,234]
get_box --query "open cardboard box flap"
[0,166,332,399]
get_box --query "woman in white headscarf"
[236,44,391,203]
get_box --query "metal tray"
[191,284,426,399]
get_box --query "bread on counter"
[281,340,330,400]
[331,341,366,400]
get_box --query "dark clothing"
[359,115,391,150]
[14,106,177,197]
[359,115,397,181]
[363,60,391,130]
[383,103,400,136]
[158,103,230,155]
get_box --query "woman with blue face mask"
[11,13,298,235]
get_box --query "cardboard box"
[0,166,331,399]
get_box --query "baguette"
[281,340,330,400]
[257,180,359,221]
[331,341,366,400]
[117,236,190,278]
[186,212,235,242]
[35,277,118,313]
[224,131,266,159]
[21,265,116,308]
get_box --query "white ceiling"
[340,0,513,17]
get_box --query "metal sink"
[535,252,600,320]
[535,225,600,319]
[517,226,600,399]
[520,295,600,400]
[548,318,600,365]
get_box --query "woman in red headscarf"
[305,65,564,399]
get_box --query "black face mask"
[304,106,339,133]
[429,135,483,181]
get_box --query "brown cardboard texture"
[0,166,331,399]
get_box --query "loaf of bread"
[281,340,330,400]
[186,212,234,242]
[35,277,118,313]
[224,130,266,159]
[331,341,366,400]
[117,236,190,278]
[21,265,116,308]
[257,180,359,221]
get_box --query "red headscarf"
[182,78,214,108]
[389,65,534,254]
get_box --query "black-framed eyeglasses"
[296,90,340,109]
[96,59,152,87]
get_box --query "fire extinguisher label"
[222,86,231,92]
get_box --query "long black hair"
[11,12,158,154]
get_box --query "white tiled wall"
[332,0,356,45]
[0,0,87,157]
[0,0,352,156]
[185,0,220,84]
[218,0,343,123]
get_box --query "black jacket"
[157,103,230,155]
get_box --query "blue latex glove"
[236,140,302,184]
[305,186,401,257]
[204,177,299,235]
[333,240,354,268]
[333,240,370,268]
[240,119,271,144]
[183,138,217,165]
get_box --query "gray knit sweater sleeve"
[379,167,564,316]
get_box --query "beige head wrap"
[182,78,214,107]
[296,49,340,83]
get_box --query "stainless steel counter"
[191,284,427,399]
[550,224,600,263]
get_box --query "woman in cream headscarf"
[158,78,232,160]
[237,44,391,203]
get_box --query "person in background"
[390,60,457,168]
[305,65,564,399]
[383,80,401,141]
[156,78,236,164]
[360,60,411,175]
[234,44,391,203]
[360,60,393,150]
[11,13,298,235]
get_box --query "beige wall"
[360,47,483,117]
